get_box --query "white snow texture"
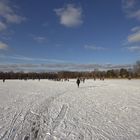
[0,79,140,140]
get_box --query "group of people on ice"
[76,77,85,88]
[76,77,105,88]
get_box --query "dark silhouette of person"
[76,78,80,88]
[3,79,5,83]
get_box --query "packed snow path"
[0,79,140,140]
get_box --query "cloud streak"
[0,54,133,72]
[85,45,106,51]
[122,0,140,21]
[122,1,140,52]
[54,4,83,27]
[126,46,140,52]
[0,63,133,72]
[124,26,140,52]
[129,10,140,20]
[0,21,7,31]
[0,0,25,32]
[0,54,69,63]
[0,41,8,50]
[128,30,140,43]
[122,0,136,9]
[131,26,140,32]
[33,36,47,43]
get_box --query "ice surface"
[0,79,140,139]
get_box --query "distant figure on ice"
[3,79,5,83]
[83,78,85,83]
[76,78,80,88]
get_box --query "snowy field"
[0,79,140,140]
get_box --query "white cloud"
[126,46,140,52]
[5,14,25,24]
[0,41,8,50]
[33,36,47,43]
[54,4,83,27]
[128,9,140,20]
[122,0,140,21]
[121,1,140,52]
[131,26,140,32]
[128,29,140,43]
[85,45,106,51]
[0,0,25,32]
[0,54,68,63]
[0,21,7,31]
[0,63,133,72]
[124,26,140,51]
[122,0,136,9]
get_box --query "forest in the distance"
[0,61,140,80]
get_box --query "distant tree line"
[0,61,140,80]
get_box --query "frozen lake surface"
[0,79,140,140]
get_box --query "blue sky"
[0,0,140,71]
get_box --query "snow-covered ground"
[0,79,140,140]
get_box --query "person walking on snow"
[76,78,80,88]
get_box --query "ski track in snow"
[0,79,140,139]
